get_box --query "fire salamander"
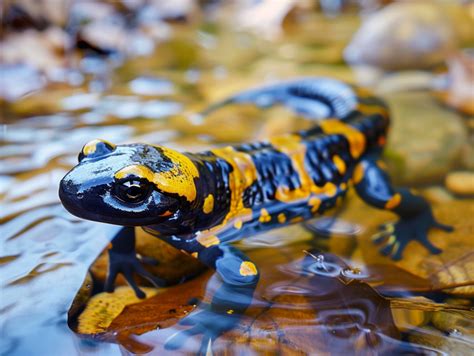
[59,78,452,351]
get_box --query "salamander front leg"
[353,160,453,260]
[105,226,167,298]
[165,244,259,353]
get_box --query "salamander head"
[59,139,199,226]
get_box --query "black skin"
[59,77,452,353]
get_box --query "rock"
[0,28,69,75]
[445,171,474,196]
[383,92,467,185]
[3,0,70,29]
[422,186,454,205]
[444,1,474,47]
[344,2,459,70]
[234,0,299,39]
[375,71,435,94]
[432,51,474,116]
[460,139,474,171]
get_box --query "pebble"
[344,2,460,70]
[422,186,454,204]
[445,171,474,196]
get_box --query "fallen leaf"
[77,286,159,334]
[70,248,427,354]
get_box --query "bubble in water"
[341,267,369,279]
[307,254,341,277]
[448,329,463,337]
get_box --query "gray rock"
[344,2,457,70]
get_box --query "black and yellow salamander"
[59,77,452,351]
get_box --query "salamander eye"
[114,179,152,203]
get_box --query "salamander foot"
[372,208,453,261]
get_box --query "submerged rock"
[383,92,467,185]
[344,2,470,70]
[445,171,474,197]
[432,51,474,116]
[422,186,454,205]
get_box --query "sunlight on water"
[1,1,473,354]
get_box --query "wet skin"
[59,78,452,352]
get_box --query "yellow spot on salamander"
[203,194,214,214]
[323,182,338,198]
[319,120,366,159]
[385,193,401,210]
[376,160,388,170]
[227,309,234,314]
[277,213,286,224]
[270,134,328,202]
[378,136,387,146]
[340,182,347,190]
[234,219,243,229]
[271,135,310,201]
[332,155,346,175]
[259,208,271,223]
[352,162,365,184]
[211,146,257,224]
[159,210,173,217]
[196,234,220,248]
[239,261,258,276]
[115,146,199,202]
[308,196,321,212]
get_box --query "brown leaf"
[70,248,413,354]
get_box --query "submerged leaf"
[78,286,159,334]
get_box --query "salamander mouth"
[58,175,172,226]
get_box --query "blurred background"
[1,1,473,355]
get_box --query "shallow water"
[1,10,473,356]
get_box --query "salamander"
[59,77,452,351]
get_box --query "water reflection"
[1,1,473,354]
